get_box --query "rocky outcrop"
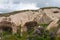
[34,12,52,24]
[9,7,60,27]
[0,7,60,33]
[46,19,59,30]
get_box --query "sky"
[0,0,60,13]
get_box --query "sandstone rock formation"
[0,7,60,33]
[46,19,59,30]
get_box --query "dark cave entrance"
[0,26,12,33]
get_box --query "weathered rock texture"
[0,7,60,33]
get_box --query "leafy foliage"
[0,24,59,40]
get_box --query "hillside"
[0,7,60,40]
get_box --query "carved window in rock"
[53,11,59,13]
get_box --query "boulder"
[46,19,59,30]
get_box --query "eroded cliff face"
[0,7,60,33]
[9,7,60,27]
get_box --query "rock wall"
[9,8,60,26]
[0,7,60,33]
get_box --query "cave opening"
[53,11,59,13]
[1,26,12,33]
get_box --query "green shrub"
[1,24,58,40]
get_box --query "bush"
[0,24,58,40]
[26,25,56,40]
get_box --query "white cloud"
[0,0,60,13]
[14,3,39,10]
[0,0,39,10]
[0,2,39,13]
[45,3,49,6]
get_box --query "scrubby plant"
[27,26,56,40]
[1,24,58,40]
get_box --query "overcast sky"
[0,0,60,13]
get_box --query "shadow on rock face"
[0,21,17,33]
[24,21,38,32]
[1,26,12,33]
[24,21,38,27]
